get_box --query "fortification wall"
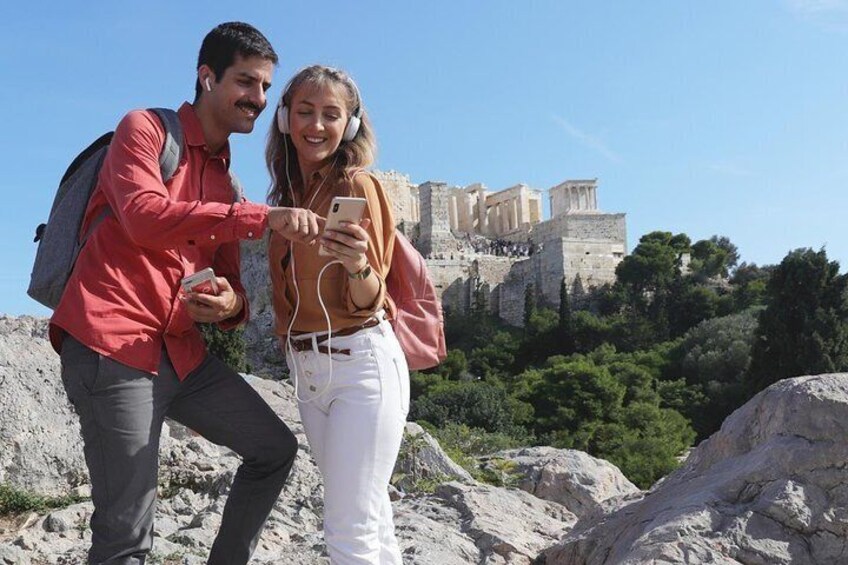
[532,213,626,247]
[374,170,418,225]
[562,239,625,290]
[489,242,561,326]
[426,259,472,315]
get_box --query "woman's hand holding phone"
[320,217,372,274]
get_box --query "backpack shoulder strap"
[149,108,183,182]
[85,109,182,238]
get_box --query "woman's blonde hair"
[266,65,376,206]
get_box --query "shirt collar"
[308,161,338,187]
[177,102,231,161]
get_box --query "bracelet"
[348,263,372,280]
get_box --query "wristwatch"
[348,263,372,280]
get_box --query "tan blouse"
[268,165,396,336]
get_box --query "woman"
[266,65,409,564]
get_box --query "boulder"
[393,422,474,492]
[0,315,87,495]
[487,446,639,519]
[544,374,848,565]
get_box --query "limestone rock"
[544,374,848,565]
[0,316,584,563]
[433,482,576,563]
[0,315,87,495]
[394,422,474,492]
[488,446,639,518]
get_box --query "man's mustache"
[236,102,263,113]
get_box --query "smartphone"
[320,197,367,257]
[181,267,219,295]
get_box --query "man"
[50,22,321,564]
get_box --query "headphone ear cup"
[276,104,290,134]
[342,114,361,142]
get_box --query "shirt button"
[210,235,216,240]
[248,231,254,238]
[309,385,317,392]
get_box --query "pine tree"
[558,276,575,354]
[748,248,848,393]
[523,283,536,331]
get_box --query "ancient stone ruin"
[375,171,627,326]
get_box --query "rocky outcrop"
[487,446,639,519]
[240,238,282,379]
[8,313,848,565]
[0,316,576,563]
[394,423,474,492]
[0,315,87,495]
[544,374,848,565]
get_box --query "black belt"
[288,318,381,354]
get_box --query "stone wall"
[531,213,626,247]
[374,170,418,226]
[419,181,455,258]
[426,259,474,315]
[562,239,625,290]
[495,241,566,326]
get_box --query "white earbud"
[204,77,212,92]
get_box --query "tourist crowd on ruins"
[462,234,538,258]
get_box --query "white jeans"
[286,317,410,564]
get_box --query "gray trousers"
[60,335,298,565]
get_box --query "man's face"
[205,54,274,135]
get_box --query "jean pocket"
[393,357,410,417]
[60,337,103,398]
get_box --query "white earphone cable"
[281,135,340,403]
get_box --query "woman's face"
[288,82,350,173]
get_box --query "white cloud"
[551,115,623,164]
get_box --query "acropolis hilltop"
[374,171,627,326]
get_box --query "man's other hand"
[183,277,242,323]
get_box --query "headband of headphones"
[276,70,362,142]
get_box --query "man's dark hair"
[195,22,278,98]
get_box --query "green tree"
[690,236,738,280]
[433,349,469,381]
[558,276,575,354]
[200,324,247,373]
[523,283,537,331]
[468,330,521,381]
[710,235,740,272]
[524,360,626,436]
[615,231,692,339]
[730,262,773,310]
[587,403,695,488]
[670,309,760,438]
[410,381,530,435]
[669,283,720,337]
[748,248,848,392]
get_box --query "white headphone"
[276,75,362,142]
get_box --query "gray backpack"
[28,108,242,310]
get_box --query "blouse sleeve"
[341,171,396,317]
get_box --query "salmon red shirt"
[50,102,270,379]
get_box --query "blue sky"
[3,1,848,316]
